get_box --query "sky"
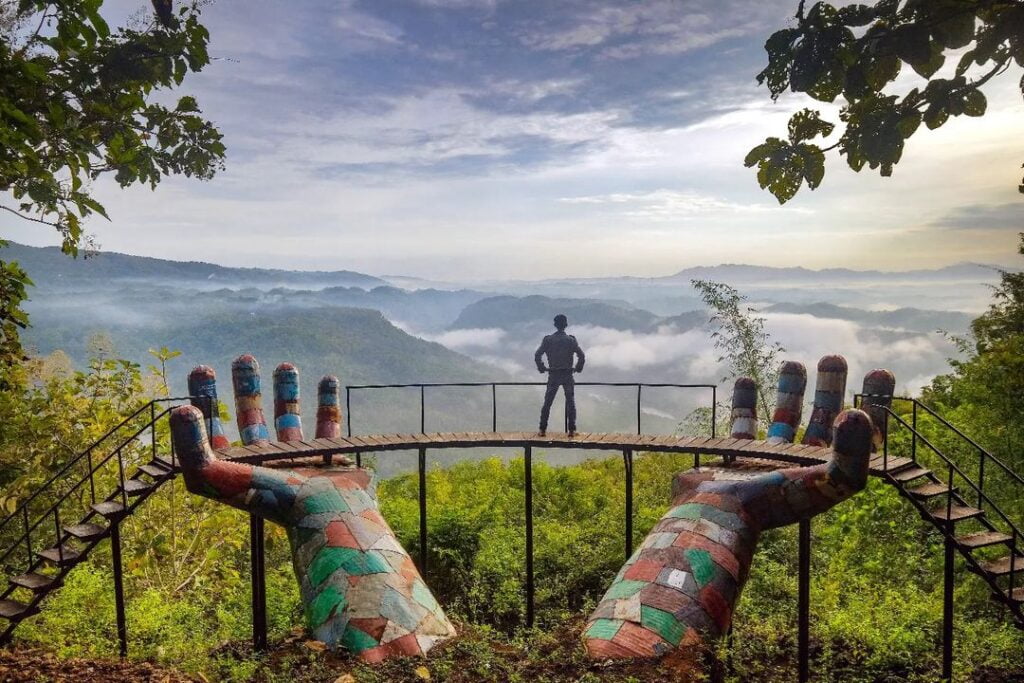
[3,0,1024,279]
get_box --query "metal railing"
[0,396,208,584]
[345,381,718,438]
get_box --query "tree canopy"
[746,0,1024,203]
[0,0,223,372]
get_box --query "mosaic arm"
[171,356,456,662]
[584,356,881,660]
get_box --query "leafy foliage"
[749,1,1024,203]
[691,279,784,426]
[0,0,223,368]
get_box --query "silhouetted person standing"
[535,314,585,436]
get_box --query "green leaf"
[962,89,987,117]
[787,109,835,143]
[799,144,826,189]
[896,111,922,138]
[911,41,945,79]
[924,103,949,130]
[932,10,975,49]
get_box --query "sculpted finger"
[802,355,848,447]
[729,377,758,440]
[232,354,270,446]
[316,375,342,439]
[188,365,231,450]
[273,362,304,442]
[766,361,807,445]
[861,369,896,451]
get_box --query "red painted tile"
[623,559,663,582]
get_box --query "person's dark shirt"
[535,330,585,372]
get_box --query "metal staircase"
[856,395,1023,628]
[0,397,197,653]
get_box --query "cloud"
[420,327,507,350]
[932,203,1024,231]
[559,189,808,221]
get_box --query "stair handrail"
[908,398,1024,487]
[0,396,195,537]
[0,404,182,571]
[882,405,1023,542]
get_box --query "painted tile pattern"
[584,360,880,660]
[317,375,342,439]
[861,369,896,451]
[802,355,848,447]
[273,362,303,442]
[232,354,270,446]
[766,361,807,444]
[729,376,757,440]
[187,365,230,450]
[172,356,455,661]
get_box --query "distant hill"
[451,295,669,332]
[663,262,1002,284]
[4,242,387,290]
[761,302,974,335]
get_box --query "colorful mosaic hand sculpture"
[584,358,879,659]
[170,356,456,662]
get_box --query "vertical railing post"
[942,529,954,681]
[116,447,128,508]
[525,446,535,628]
[249,515,267,652]
[978,451,985,511]
[623,449,633,560]
[22,507,31,567]
[151,401,157,463]
[110,521,128,658]
[53,507,63,565]
[86,448,96,505]
[798,519,811,683]
[636,385,642,435]
[911,400,917,463]
[418,447,428,575]
[420,385,426,434]
[711,385,717,438]
[491,383,497,432]
[345,387,352,436]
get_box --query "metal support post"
[418,448,428,575]
[525,446,535,627]
[798,518,811,683]
[943,531,954,680]
[250,515,267,652]
[110,521,128,658]
[623,449,634,560]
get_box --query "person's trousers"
[539,370,576,431]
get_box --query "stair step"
[957,531,1013,549]
[978,554,1024,577]
[90,501,126,519]
[1006,587,1024,604]
[877,456,914,473]
[892,466,931,483]
[153,457,177,471]
[0,599,39,621]
[907,482,954,499]
[928,505,984,523]
[37,544,81,566]
[137,464,172,479]
[9,572,60,592]
[121,478,153,497]
[63,522,107,541]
